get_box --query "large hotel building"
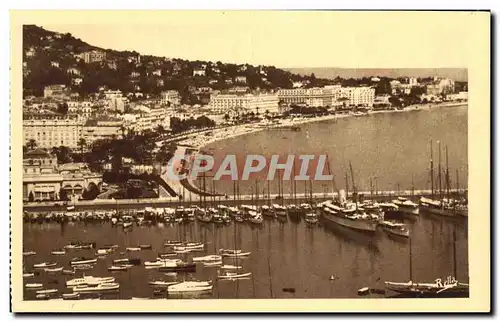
[23,115,82,149]
[209,92,280,114]
[277,86,375,108]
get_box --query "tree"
[59,189,68,201]
[223,113,230,123]
[77,138,86,154]
[26,139,37,150]
[82,183,100,200]
[28,191,34,202]
[57,102,68,114]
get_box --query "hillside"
[22,25,325,102]
[285,68,468,82]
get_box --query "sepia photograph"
[10,10,490,313]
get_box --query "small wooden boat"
[36,289,58,295]
[36,294,49,300]
[62,269,76,275]
[221,252,251,258]
[139,244,152,250]
[66,276,115,287]
[358,287,370,295]
[167,281,213,294]
[148,280,179,287]
[221,264,242,270]
[73,264,94,271]
[104,244,119,249]
[158,252,177,259]
[158,262,196,272]
[34,262,57,269]
[25,283,43,289]
[23,272,35,278]
[203,261,223,267]
[126,247,141,252]
[193,255,222,262]
[218,272,252,280]
[44,267,64,273]
[108,265,128,272]
[51,249,66,256]
[164,240,183,247]
[62,292,80,300]
[70,257,97,266]
[23,251,36,256]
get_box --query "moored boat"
[23,272,35,278]
[393,197,420,215]
[218,272,252,280]
[36,289,58,295]
[33,262,57,269]
[51,249,66,256]
[148,280,179,287]
[108,265,129,272]
[70,257,97,266]
[193,255,222,262]
[62,292,80,300]
[25,283,43,289]
[72,282,120,293]
[167,281,213,294]
[380,220,410,238]
[66,276,115,287]
[44,266,64,273]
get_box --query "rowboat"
[139,244,152,250]
[73,264,94,271]
[221,264,242,270]
[221,252,251,258]
[62,269,76,275]
[204,260,223,267]
[36,289,58,295]
[218,272,252,280]
[72,282,120,293]
[148,280,179,287]
[62,292,80,300]
[51,249,66,256]
[193,255,222,262]
[126,247,141,252]
[108,265,129,271]
[70,257,97,266]
[23,272,35,278]
[34,262,57,269]
[158,252,177,259]
[23,251,36,256]
[25,283,43,289]
[44,267,64,273]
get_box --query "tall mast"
[430,140,434,197]
[233,181,236,208]
[325,153,338,199]
[255,180,259,209]
[409,233,413,283]
[309,180,313,205]
[411,173,415,198]
[267,179,271,206]
[349,161,357,208]
[293,162,297,204]
[370,177,373,199]
[438,141,442,199]
[446,145,450,198]
[456,169,460,197]
[345,171,349,199]
[453,226,457,278]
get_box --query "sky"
[40,11,485,69]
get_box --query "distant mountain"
[284,68,468,82]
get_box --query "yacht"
[167,281,213,294]
[321,200,379,232]
[271,204,287,217]
[380,220,410,238]
[392,197,420,215]
[72,282,120,293]
[66,276,115,287]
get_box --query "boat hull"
[321,211,377,232]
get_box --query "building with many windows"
[44,84,70,100]
[80,50,107,64]
[82,117,123,144]
[23,115,82,149]
[161,90,180,106]
[209,92,280,114]
[277,86,375,108]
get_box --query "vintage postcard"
[10,10,490,313]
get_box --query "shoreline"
[179,102,467,151]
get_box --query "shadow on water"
[320,219,380,255]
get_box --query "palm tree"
[77,138,86,154]
[26,139,37,151]
[51,146,59,156]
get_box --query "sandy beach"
[177,102,467,151]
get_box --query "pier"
[22,188,465,212]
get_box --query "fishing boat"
[380,220,410,238]
[203,260,223,267]
[66,276,115,287]
[392,197,420,215]
[221,251,251,258]
[70,257,97,266]
[247,211,264,224]
[33,262,57,269]
[23,272,35,278]
[304,212,319,224]
[72,264,94,271]
[62,292,80,300]
[158,262,196,272]
[44,266,64,273]
[218,272,252,280]
[23,251,36,256]
[158,252,177,259]
[51,249,66,256]
[108,265,129,272]
[192,255,222,262]
[419,197,455,217]
[36,289,58,295]
[72,282,120,293]
[167,281,213,294]
[221,264,242,270]
[25,283,43,289]
[148,280,179,287]
[271,204,287,217]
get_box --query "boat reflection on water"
[320,218,380,254]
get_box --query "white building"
[235,76,247,84]
[209,93,280,114]
[132,107,170,133]
[277,86,375,108]
[82,117,123,143]
[446,91,468,101]
[24,116,82,149]
[161,90,180,106]
[193,68,206,77]
[67,101,92,120]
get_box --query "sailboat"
[385,228,469,297]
